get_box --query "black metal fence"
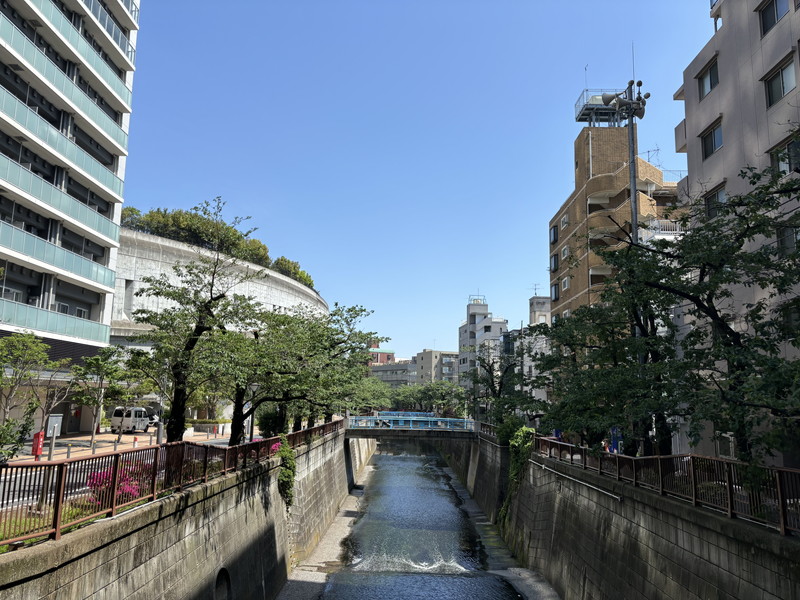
[0,420,343,547]
[533,435,800,536]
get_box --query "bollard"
[149,433,154,446]
[207,431,210,440]
[114,440,118,452]
[47,435,56,461]
[66,444,71,459]
[157,422,163,446]
[92,442,97,455]
[133,437,138,449]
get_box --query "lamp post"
[602,80,650,244]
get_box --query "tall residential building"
[457,295,508,384]
[414,349,458,385]
[370,360,416,389]
[548,92,680,321]
[0,0,139,359]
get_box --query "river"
[277,440,559,600]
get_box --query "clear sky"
[124,1,713,358]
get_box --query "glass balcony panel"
[0,298,109,343]
[80,0,135,62]
[29,0,133,107]
[119,0,140,25]
[0,222,115,288]
[0,13,127,149]
[0,155,119,241]
[0,85,123,196]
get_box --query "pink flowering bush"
[86,463,148,506]
[270,441,282,454]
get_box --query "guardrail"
[348,416,475,431]
[532,435,800,536]
[0,419,342,548]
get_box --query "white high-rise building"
[457,296,508,385]
[0,0,138,359]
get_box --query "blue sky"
[125,1,713,358]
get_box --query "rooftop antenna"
[631,42,636,81]
[584,64,589,89]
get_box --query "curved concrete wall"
[111,229,328,343]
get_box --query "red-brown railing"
[0,419,343,548]
[529,434,800,536]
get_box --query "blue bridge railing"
[377,411,435,418]
[348,416,475,432]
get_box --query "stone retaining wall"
[0,431,375,600]
[439,437,800,600]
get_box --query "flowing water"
[321,440,522,599]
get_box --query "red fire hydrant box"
[32,431,44,458]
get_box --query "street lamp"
[602,80,650,244]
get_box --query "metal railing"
[530,435,800,536]
[377,411,434,418]
[348,416,475,431]
[0,420,343,547]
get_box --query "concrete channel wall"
[0,431,376,600]
[436,437,800,600]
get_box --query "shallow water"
[322,440,521,599]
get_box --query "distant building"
[548,92,681,322]
[414,349,458,384]
[457,296,508,386]
[370,360,416,389]
[368,345,395,365]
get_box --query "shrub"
[276,434,296,508]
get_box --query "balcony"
[675,119,687,153]
[29,0,132,108]
[0,154,118,241]
[0,85,123,197]
[80,0,136,64]
[0,12,127,150]
[0,221,115,289]
[640,219,684,244]
[117,0,140,28]
[0,297,109,343]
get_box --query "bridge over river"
[345,411,476,439]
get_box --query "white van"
[110,407,153,434]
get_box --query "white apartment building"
[414,349,458,385]
[0,0,138,360]
[457,296,508,385]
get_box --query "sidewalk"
[7,429,232,464]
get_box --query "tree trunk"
[324,411,333,423]
[228,387,247,447]
[292,413,303,432]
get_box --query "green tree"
[350,377,392,413]
[133,198,265,442]
[29,358,74,435]
[272,256,314,289]
[0,333,50,422]
[71,346,127,448]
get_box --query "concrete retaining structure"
[436,436,800,600]
[0,431,375,600]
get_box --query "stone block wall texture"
[0,431,375,600]
[445,439,800,600]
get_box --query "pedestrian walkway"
[7,428,232,463]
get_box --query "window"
[777,226,799,255]
[75,307,89,319]
[766,61,796,107]
[0,286,21,302]
[760,0,789,36]
[550,284,559,301]
[549,225,558,245]
[561,214,569,229]
[484,325,491,333]
[56,302,70,314]
[561,277,570,291]
[562,309,570,319]
[771,139,800,174]
[551,314,559,325]
[705,188,727,218]
[550,254,559,272]
[698,61,719,100]
[701,122,723,159]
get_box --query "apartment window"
[550,254,559,272]
[561,246,569,260]
[75,307,89,319]
[56,302,70,314]
[0,286,21,302]
[705,188,727,218]
[550,284,559,301]
[549,225,558,245]
[561,277,570,291]
[760,0,789,36]
[484,325,491,333]
[562,309,570,319]
[560,214,569,229]
[551,314,559,325]
[771,139,800,174]
[698,60,719,100]
[766,60,796,107]
[777,226,799,255]
[701,122,723,159]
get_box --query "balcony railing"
[0,85,123,197]
[0,13,127,149]
[0,155,118,241]
[0,298,109,343]
[118,0,140,24]
[0,221,115,289]
[80,0,136,63]
[29,0,133,107]
[0,420,342,547]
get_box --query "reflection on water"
[323,440,520,600]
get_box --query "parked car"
[110,407,153,433]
